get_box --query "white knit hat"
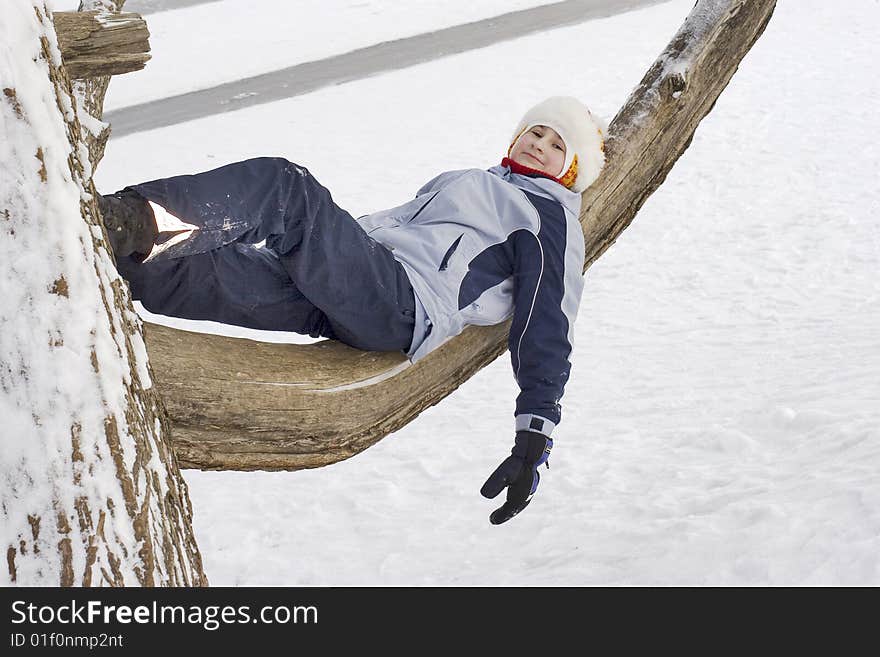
[508,96,607,193]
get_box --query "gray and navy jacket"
[357,163,585,438]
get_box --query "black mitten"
[480,430,552,525]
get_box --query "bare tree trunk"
[141,0,778,472]
[0,0,207,587]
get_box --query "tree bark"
[142,0,777,472]
[53,10,150,80]
[73,0,132,173]
[0,0,206,586]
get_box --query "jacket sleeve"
[508,198,585,438]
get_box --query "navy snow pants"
[115,157,416,352]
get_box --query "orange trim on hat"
[558,154,578,189]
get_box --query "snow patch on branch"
[656,0,734,83]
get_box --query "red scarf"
[500,156,564,186]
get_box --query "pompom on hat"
[507,96,608,193]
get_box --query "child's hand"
[480,431,552,525]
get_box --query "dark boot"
[97,189,159,261]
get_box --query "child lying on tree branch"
[98,96,607,525]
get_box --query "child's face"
[509,125,567,177]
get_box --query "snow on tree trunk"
[0,0,207,587]
[71,0,128,169]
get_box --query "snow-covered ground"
[83,0,880,585]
